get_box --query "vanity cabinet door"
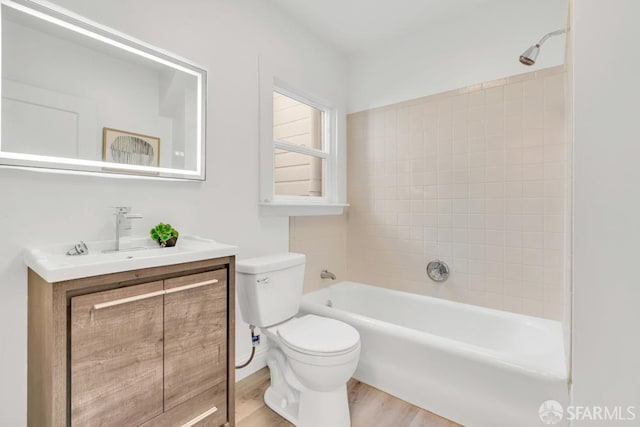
[163,269,228,420]
[70,281,165,427]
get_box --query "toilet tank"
[236,253,305,327]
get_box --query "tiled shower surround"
[345,66,568,319]
[290,214,347,294]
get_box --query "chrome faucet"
[110,207,143,252]
[321,269,336,280]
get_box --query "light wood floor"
[235,368,461,427]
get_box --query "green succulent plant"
[150,223,179,247]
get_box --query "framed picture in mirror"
[102,128,160,168]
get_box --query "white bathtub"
[300,281,569,427]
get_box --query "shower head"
[519,45,540,66]
[519,28,567,66]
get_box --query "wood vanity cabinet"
[28,257,235,427]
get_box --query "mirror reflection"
[1,1,206,179]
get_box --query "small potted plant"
[150,223,179,247]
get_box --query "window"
[273,91,325,198]
[259,79,346,216]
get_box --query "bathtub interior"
[301,281,567,379]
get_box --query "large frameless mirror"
[1,0,206,180]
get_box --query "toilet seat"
[277,314,360,357]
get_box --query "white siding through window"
[273,92,323,197]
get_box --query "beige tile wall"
[346,66,568,320]
[289,214,347,293]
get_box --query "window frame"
[259,75,347,216]
[272,84,331,203]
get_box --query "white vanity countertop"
[24,235,239,283]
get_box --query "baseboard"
[235,344,269,382]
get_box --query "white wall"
[348,0,568,113]
[0,1,347,425]
[571,0,640,422]
[562,0,574,378]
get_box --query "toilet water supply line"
[236,325,260,369]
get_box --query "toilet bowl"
[236,253,361,426]
[277,315,360,391]
[263,315,360,427]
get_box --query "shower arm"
[536,28,568,47]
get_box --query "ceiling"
[269,0,500,54]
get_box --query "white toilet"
[236,253,360,427]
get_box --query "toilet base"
[264,347,352,426]
[298,385,351,427]
[265,384,300,425]
[265,382,351,427]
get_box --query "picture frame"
[102,127,160,168]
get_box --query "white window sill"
[259,202,348,217]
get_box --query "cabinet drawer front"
[164,269,228,412]
[71,281,164,427]
[139,382,227,427]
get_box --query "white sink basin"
[24,235,239,283]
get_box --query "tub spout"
[321,269,336,280]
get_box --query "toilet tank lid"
[237,253,305,274]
